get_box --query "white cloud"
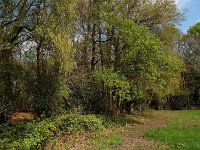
[175,0,192,8]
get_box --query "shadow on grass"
[103,115,144,128]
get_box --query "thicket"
[0,0,200,123]
[0,114,104,149]
[0,113,139,149]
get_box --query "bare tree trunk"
[36,39,43,76]
[114,37,120,70]
[91,24,96,72]
[109,88,113,114]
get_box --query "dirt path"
[45,111,170,150]
[112,111,169,150]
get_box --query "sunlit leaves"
[94,69,131,101]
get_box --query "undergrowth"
[0,114,104,149]
[0,113,142,150]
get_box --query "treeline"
[0,0,200,122]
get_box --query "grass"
[145,110,200,150]
[85,114,146,150]
[87,130,124,150]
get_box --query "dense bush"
[66,69,93,112]
[0,114,104,149]
[58,114,104,132]
[0,118,56,149]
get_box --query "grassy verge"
[145,110,200,150]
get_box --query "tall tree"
[0,0,75,120]
[179,22,200,108]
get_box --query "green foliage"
[29,75,67,116]
[117,18,182,99]
[0,0,76,120]
[0,114,104,149]
[66,69,93,112]
[94,69,131,101]
[58,114,104,132]
[0,118,56,150]
[178,22,200,109]
[0,0,191,121]
[100,17,182,112]
[188,22,200,35]
[0,112,154,150]
[29,0,75,116]
[0,112,144,149]
[0,62,32,120]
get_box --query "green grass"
[86,114,145,150]
[145,110,200,150]
[87,130,124,150]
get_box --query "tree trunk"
[36,39,43,77]
[91,24,96,72]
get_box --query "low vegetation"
[88,132,124,150]
[145,111,200,150]
[0,114,104,149]
[0,112,144,149]
[1,110,200,149]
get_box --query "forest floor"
[46,110,170,150]
[3,110,200,149]
[46,110,200,150]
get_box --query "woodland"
[0,0,200,149]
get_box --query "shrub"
[58,114,104,132]
[0,118,56,149]
[0,114,104,149]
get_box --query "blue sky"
[176,0,200,33]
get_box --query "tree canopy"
[0,0,199,121]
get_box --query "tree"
[114,18,183,111]
[0,0,186,120]
[94,69,131,115]
[0,0,75,121]
[0,0,46,121]
[72,0,184,114]
[179,22,200,108]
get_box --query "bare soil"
[7,112,34,124]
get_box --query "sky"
[176,0,200,33]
